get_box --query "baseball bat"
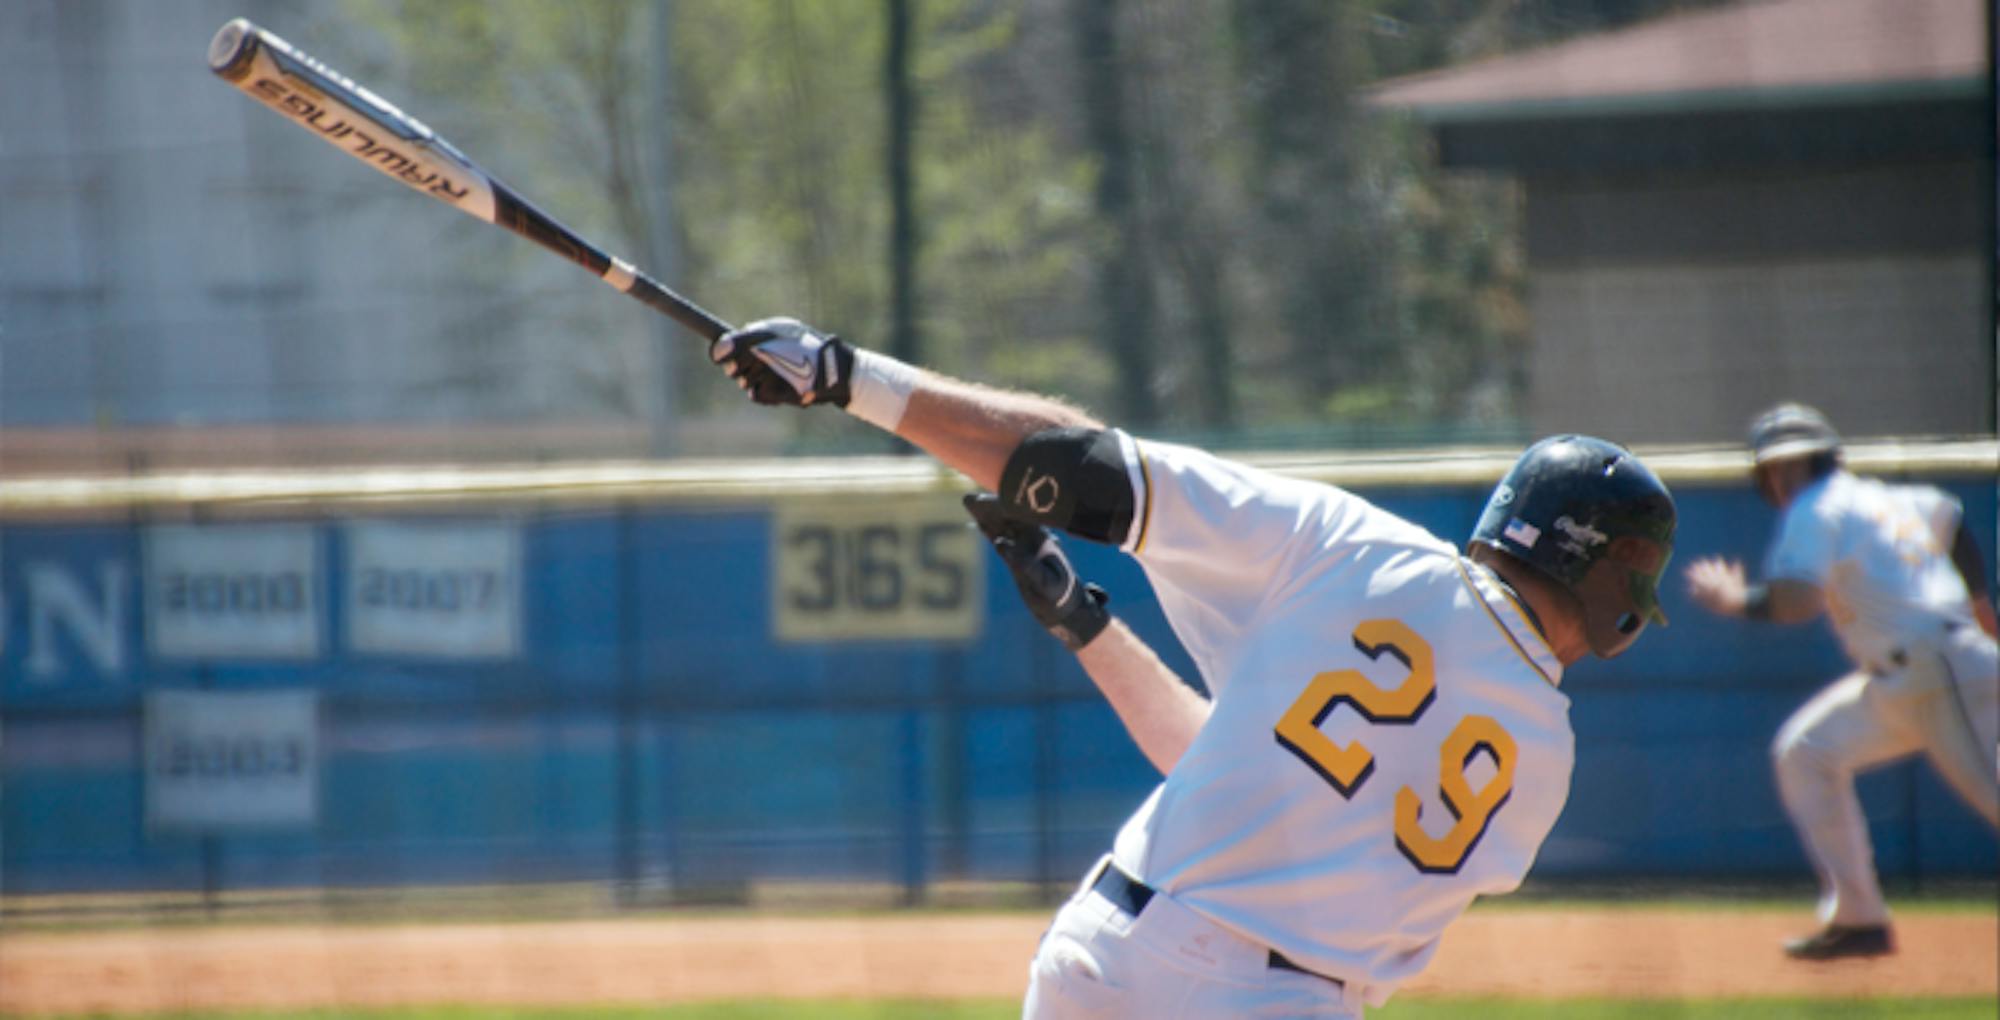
[207,17,731,342]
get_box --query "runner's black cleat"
[1783,924,1894,961]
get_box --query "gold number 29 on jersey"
[1273,619,1517,875]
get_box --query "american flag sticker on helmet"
[1503,518,1541,548]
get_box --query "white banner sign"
[145,689,319,831]
[145,525,321,659]
[345,522,522,658]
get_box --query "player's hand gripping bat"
[207,17,731,342]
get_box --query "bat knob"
[207,18,257,78]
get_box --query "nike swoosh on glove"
[710,316,855,408]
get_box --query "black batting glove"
[965,493,1111,651]
[710,316,855,408]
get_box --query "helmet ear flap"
[1574,558,1647,659]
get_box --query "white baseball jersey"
[1099,432,1575,1004]
[1764,470,1974,668]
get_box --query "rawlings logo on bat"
[252,77,474,201]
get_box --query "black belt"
[1873,619,1969,673]
[1089,863,1343,988]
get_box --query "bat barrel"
[208,17,731,346]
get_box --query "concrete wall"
[1523,162,1992,443]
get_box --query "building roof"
[1369,0,1987,121]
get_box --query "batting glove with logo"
[964,493,1111,651]
[711,317,855,408]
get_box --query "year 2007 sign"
[772,496,985,642]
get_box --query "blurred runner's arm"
[1946,524,1998,637]
[1684,556,1825,623]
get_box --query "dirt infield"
[1,908,1993,1014]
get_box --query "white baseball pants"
[1024,859,1362,1019]
[1771,623,1999,927]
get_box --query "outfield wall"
[2,441,1994,898]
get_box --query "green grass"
[1375,999,1999,1019]
[69,1000,1999,1020]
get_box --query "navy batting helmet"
[1749,402,1841,465]
[1470,435,1677,659]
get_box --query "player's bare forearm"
[1075,619,1212,775]
[1754,578,1825,624]
[1684,557,1823,624]
[964,493,1199,769]
[1973,600,1999,639]
[891,372,1101,491]
[1946,525,1998,637]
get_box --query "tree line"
[344,0,1726,453]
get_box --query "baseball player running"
[712,318,1677,1016]
[1684,402,1999,961]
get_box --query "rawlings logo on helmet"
[1553,515,1609,552]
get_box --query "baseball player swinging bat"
[206,17,731,342]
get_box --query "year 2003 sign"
[772,496,985,642]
